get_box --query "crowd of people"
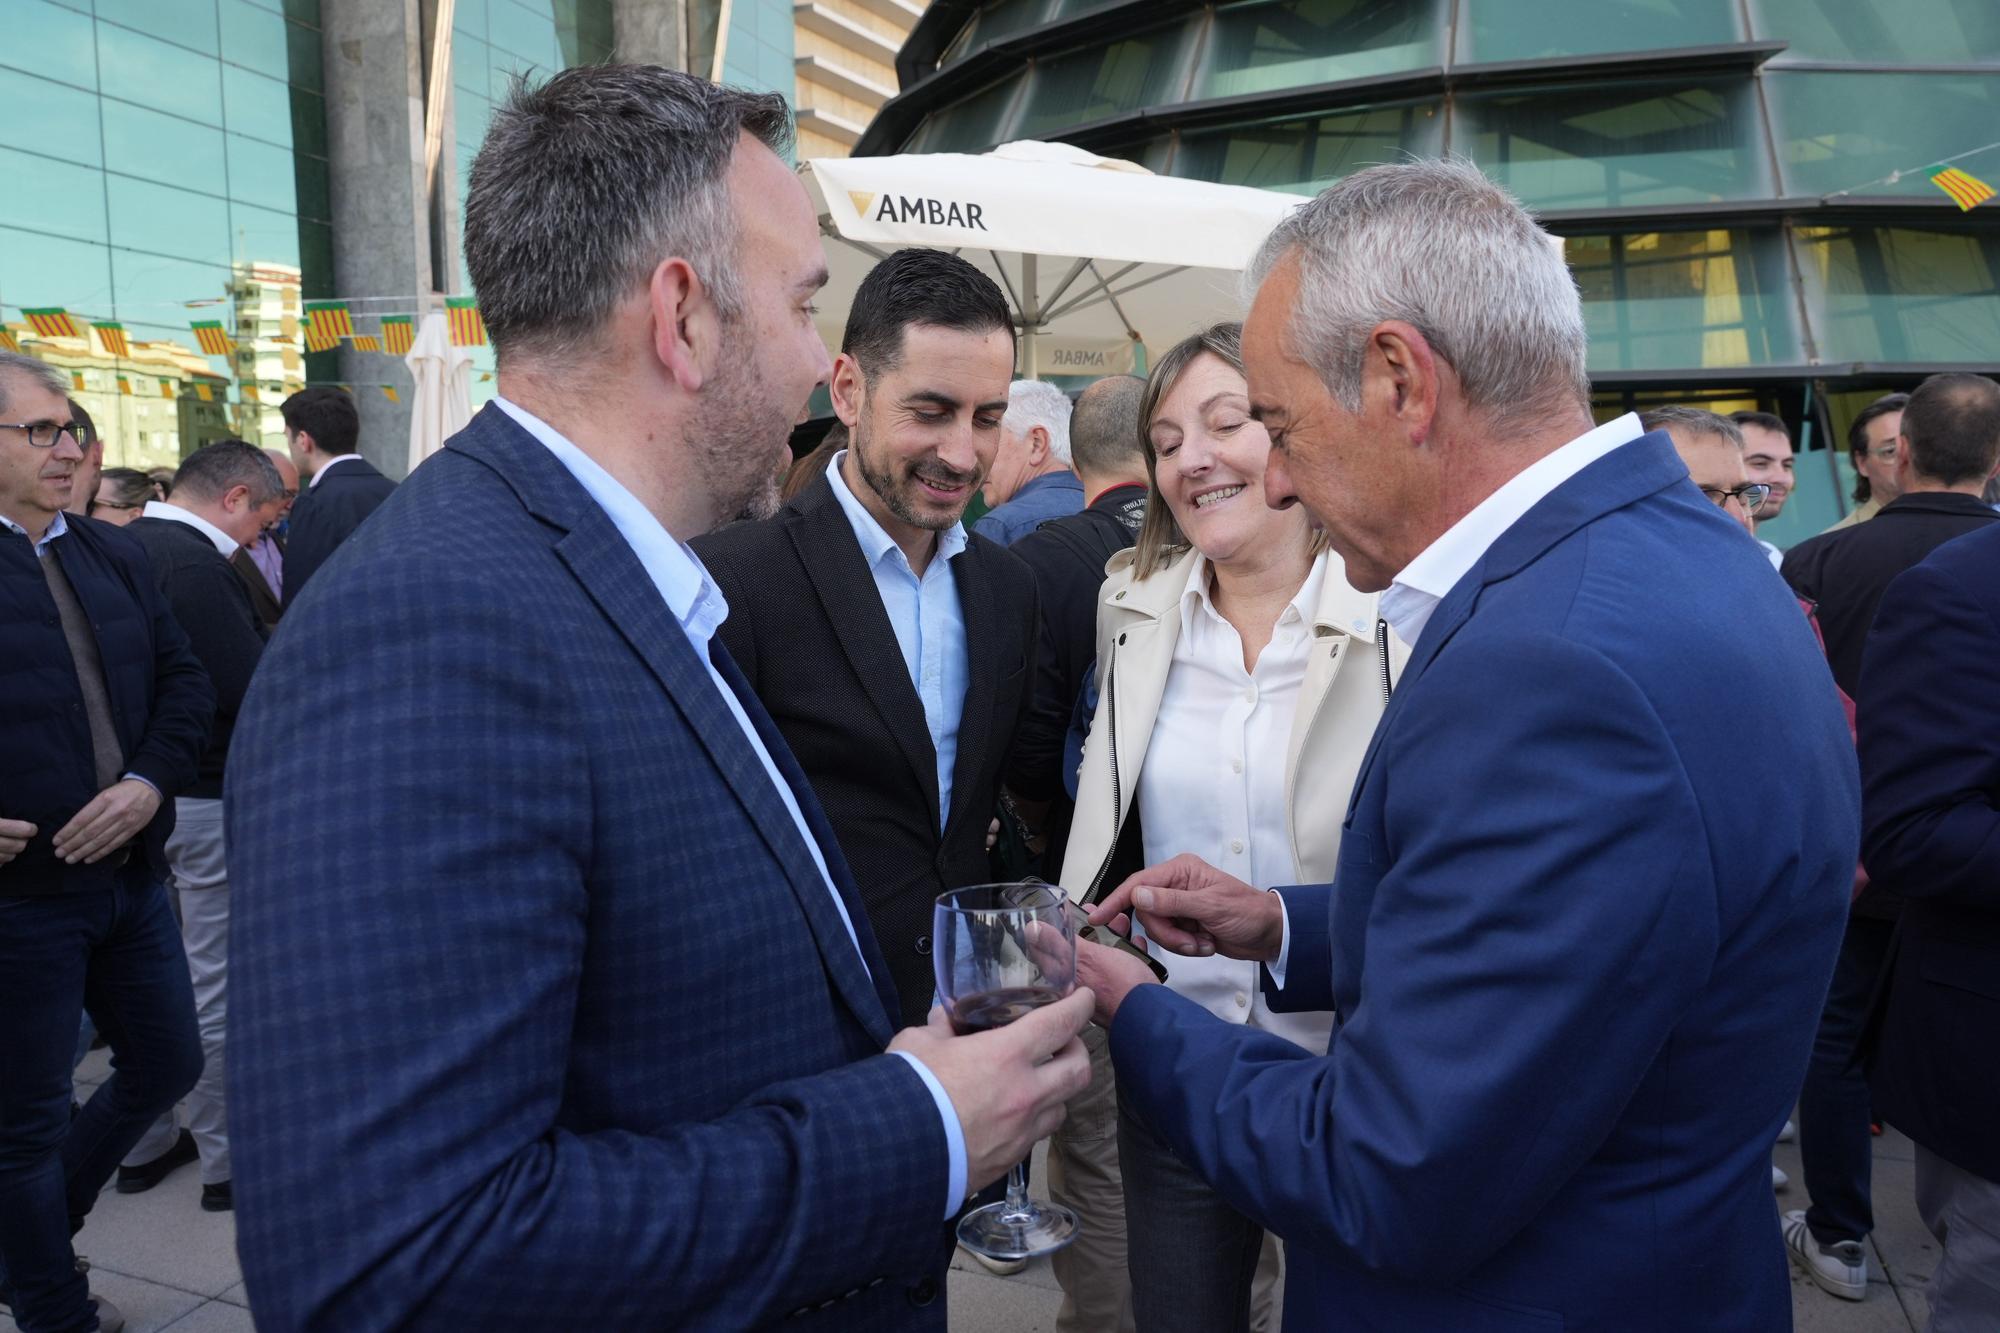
[2,60,1996,1333]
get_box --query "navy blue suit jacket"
[1858,521,2000,1185]
[227,406,954,1330]
[1111,433,1859,1331]
[281,454,396,598]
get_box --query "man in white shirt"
[1075,159,1858,1332]
[1734,410,1796,567]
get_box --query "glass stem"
[1003,1160,1031,1220]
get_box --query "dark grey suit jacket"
[283,455,396,598]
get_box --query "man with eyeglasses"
[1778,372,2000,1306]
[0,350,213,1333]
[1639,406,1772,535]
[1822,393,1908,535]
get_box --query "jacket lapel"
[787,477,942,825]
[452,408,897,1041]
[943,543,996,843]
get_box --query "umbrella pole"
[1021,253,1038,381]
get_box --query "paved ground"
[63,1045,1936,1331]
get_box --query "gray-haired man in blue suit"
[225,65,1091,1332]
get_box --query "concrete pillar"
[321,0,430,478]
[615,0,688,68]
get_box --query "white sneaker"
[1778,1119,1797,1143]
[1772,1163,1789,1191]
[92,1294,127,1333]
[1783,1210,1867,1300]
[962,1247,1027,1277]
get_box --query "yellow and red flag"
[446,297,486,347]
[303,301,354,350]
[72,372,87,392]
[195,383,214,402]
[1927,164,1995,211]
[0,326,17,353]
[243,384,261,403]
[159,378,176,399]
[380,315,415,355]
[348,334,382,352]
[24,308,82,339]
[382,385,400,403]
[191,320,233,356]
[116,374,132,396]
[93,321,130,358]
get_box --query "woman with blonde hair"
[1060,321,1403,1333]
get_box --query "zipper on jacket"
[1083,639,1123,906]
[1376,617,1393,704]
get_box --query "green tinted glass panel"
[1163,101,1444,193]
[0,146,108,245]
[8,1,99,92]
[223,65,294,148]
[286,19,324,91]
[456,35,493,95]
[906,74,1025,153]
[1567,230,1802,371]
[0,66,104,168]
[1199,0,1444,99]
[455,0,491,39]
[230,200,304,268]
[101,97,228,193]
[1015,25,1194,139]
[283,0,321,24]
[96,24,224,127]
[1794,226,2000,363]
[107,175,232,265]
[1456,0,1741,64]
[110,248,230,311]
[1456,81,1769,209]
[489,1,560,65]
[1768,73,2000,201]
[220,0,290,76]
[0,225,114,312]
[95,0,221,56]
[1750,0,2000,63]
[225,132,299,213]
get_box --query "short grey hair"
[464,64,793,367]
[1003,379,1074,464]
[174,440,287,507]
[1248,158,1590,426]
[1639,405,1744,450]
[0,350,67,415]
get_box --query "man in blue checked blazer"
[224,67,1090,1332]
[1080,163,1857,1331]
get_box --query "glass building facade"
[861,0,2000,542]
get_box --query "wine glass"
[934,881,1081,1261]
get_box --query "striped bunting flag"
[24,308,82,339]
[348,334,382,352]
[0,327,17,354]
[116,374,132,396]
[382,385,400,403]
[380,315,414,355]
[446,297,486,347]
[159,379,176,399]
[303,301,354,345]
[191,320,233,356]
[195,384,214,402]
[1927,164,1995,211]
[93,321,130,358]
[72,372,87,392]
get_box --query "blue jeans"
[1800,913,1896,1247]
[0,875,202,1333]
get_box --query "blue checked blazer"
[226,405,955,1331]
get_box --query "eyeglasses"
[1,420,93,449]
[1699,482,1773,515]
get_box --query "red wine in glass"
[934,882,1080,1262]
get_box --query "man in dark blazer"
[225,67,1088,1332]
[1080,161,1857,1331]
[279,385,395,599]
[1777,372,2000,1298]
[1858,518,2000,1329]
[696,248,1040,1030]
[0,351,210,1333]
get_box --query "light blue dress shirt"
[2,506,69,556]
[494,399,968,1216]
[824,452,970,829]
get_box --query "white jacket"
[1059,545,1406,1051]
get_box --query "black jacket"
[694,473,1039,1027]
[284,455,397,599]
[128,516,267,797]
[0,515,214,895]
[1859,522,2000,1184]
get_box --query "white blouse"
[1135,552,1337,1054]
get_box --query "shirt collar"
[1179,549,1329,638]
[494,396,727,643]
[825,450,968,574]
[1,508,69,557]
[307,451,366,489]
[143,500,238,557]
[1381,413,1645,647]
